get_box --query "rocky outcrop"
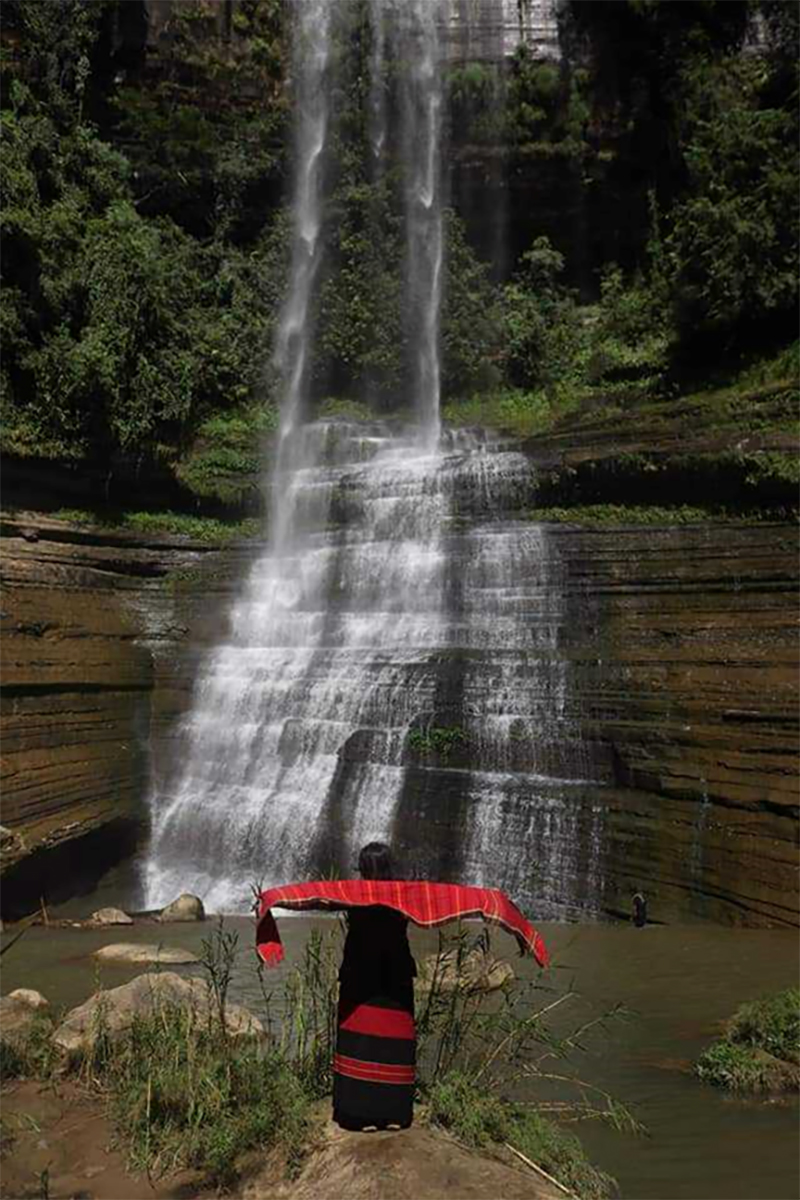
[2,455,796,930]
[245,1119,563,1200]
[417,949,515,993]
[0,511,245,917]
[92,943,199,965]
[159,892,206,922]
[52,971,263,1055]
[550,519,798,927]
[0,988,50,1048]
[89,907,133,926]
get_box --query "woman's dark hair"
[357,842,394,880]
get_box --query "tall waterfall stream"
[144,0,606,914]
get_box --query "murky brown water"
[2,917,797,1200]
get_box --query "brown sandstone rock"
[52,971,263,1055]
[159,893,206,922]
[244,1118,562,1200]
[0,988,50,1047]
[417,948,514,993]
[92,943,199,965]
[89,907,133,926]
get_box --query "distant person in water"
[333,842,417,1132]
[632,892,647,927]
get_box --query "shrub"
[695,988,800,1093]
[726,988,800,1064]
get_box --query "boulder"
[158,893,205,922]
[417,948,514,994]
[92,943,199,965]
[52,972,263,1055]
[0,989,50,1047]
[89,907,133,926]
[7,989,49,1010]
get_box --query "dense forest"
[1,0,797,513]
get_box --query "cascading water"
[398,0,444,445]
[144,1,607,917]
[273,0,332,451]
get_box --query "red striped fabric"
[339,1003,415,1040]
[255,880,549,968]
[333,1053,415,1085]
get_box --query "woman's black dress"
[333,905,416,1131]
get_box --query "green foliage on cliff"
[407,725,468,760]
[1,0,797,513]
[666,52,799,341]
[566,0,799,360]
[51,507,260,542]
[0,0,286,479]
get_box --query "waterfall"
[368,0,387,166]
[272,0,332,455]
[144,1,606,918]
[397,0,444,445]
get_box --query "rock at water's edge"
[7,989,49,1010]
[417,949,515,994]
[89,907,133,926]
[52,971,262,1054]
[92,943,199,965]
[0,989,50,1047]
[159,893,205,922]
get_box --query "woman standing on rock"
[332,842,417,1132]
[256,855,549,1132]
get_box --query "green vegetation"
[524,505,766,527]
[1,0,796,520]
[0,0,287,479]
[695,988,800,1093]
[86,1009,310,1186]
[0,1012,59,1082]
[407,726,468,759]
[50,508,261,543]
[428,1073,615,1200]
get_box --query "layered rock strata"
[0,513,242,916]
[1,495,796,928]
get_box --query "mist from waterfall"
[144,0,606,917]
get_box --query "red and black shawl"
[255,879,549,968]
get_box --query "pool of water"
[2,917,797,1200]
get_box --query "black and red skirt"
[333,988,416,1130]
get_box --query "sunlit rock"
[0,989,49,1048]
[52,972,263,1055]
[417,948,514,993]
[89,907,133,926]
[92,943,198,965]
[158,893,205,922]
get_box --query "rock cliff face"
[0,513,242,916]
[550,521,797,926]
[1,497,796,927]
